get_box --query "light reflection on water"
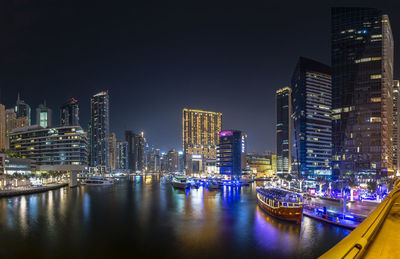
[0,176,350,258]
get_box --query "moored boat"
[85,176,114,186]
[171,175,190,189]
[257,187,303,224]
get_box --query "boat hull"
[257,195,303,224]
[171,181,189,189]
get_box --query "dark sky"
[1,0,399,153]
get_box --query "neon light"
[219,131,233,137]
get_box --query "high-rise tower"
[291,57,332,178]
[331,7,394,177]
[60,98,79,126]
[276,87,292,174]
[88,91,110,169]
[182,108,222,175]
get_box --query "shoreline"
[0,183,69,198]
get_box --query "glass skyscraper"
[88,91,110,169]
[276,87,291,174]
[60,98,79,126]
[291,57,332,178]
[331,7,394,177]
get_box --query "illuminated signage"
[192,154,202,159]
[241,135,245,153]
[219,131,233,137]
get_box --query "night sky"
[1,0,399,153]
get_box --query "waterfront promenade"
[0,183,68,198]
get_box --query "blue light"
[362,29,367,34]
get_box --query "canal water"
[0,176,350,258]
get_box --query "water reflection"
[0,178,350,258]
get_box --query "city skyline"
[1,1,400,154]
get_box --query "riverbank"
[0,183,68,198]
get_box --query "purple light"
[219,131,233,137]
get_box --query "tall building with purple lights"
[217,130,247,180]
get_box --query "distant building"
[109,132,117,171]
[291,57,332,178]
[0,104,5,151]
[332,7,394,177]
[167,149,179,172]
[60,98,79,126]
[124,130,145,172]
[217,130,247,180]
[247,153,277,177]
[182,108,222,175]
[5,109,28,149]
[116,141,128,170]
[393,80,400,172]
[14,93,31,125]
[88,91,110,169]
[9,125,88,171]
[36,101,52,128]
[276,87,292,174]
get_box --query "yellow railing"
[320,180,400,259]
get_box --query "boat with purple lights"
[257,187,303,224]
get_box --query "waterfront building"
[291,57,332,178]
[160,152,168,172]
[124,130,145,172]
[167,149,179,173]
[14,93,31,125]
[178,151,184,173]
[217,130,247,180]
[5,109,28,150]
[109,132,117,171]
[36,102,52,128]
[60,98,79,126]
[0,104,5,151]
[88,91,110,169]
[332,7,394,177]
[276,87,292,174]
[9,125,88,171]
[393,80,400,173]
[247,153,277,178]
[182,108,222,175]
[116,141,128,170]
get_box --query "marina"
[0,176,351,258]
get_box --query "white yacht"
[171,175,189,189]
[85,176,114,186]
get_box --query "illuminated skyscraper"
[36,101,52,128]
[167,149,179,173]
[116,141,128,170]
[393,80,400,172]
[88,91,110,169]
[109,132,117,171]
[0,104,5,151]
[291,57,332,178]
[5,109,28,149]
[124,130,145,172]
[276,87,292,174]
[60,98,79,126]
[217,130,247,180]
[182,108,222,175]
[332,8,394,177]
[14,93,31,125]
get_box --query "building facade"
[5,109,28,150]
[88,91,110,169]
[15,93,31,125]
[167,149,179,173]
[182,108,222,175]
[393,80,400,172]
[60,98,79,126]
[247,153,277,177]
[124,130,145,172]
[109,132,117,171]
[9,125,87,171]
[116,141,128,170]
[291,57,332,178]
[331,7,394,177]
[276,87,292,174]
[36,102,52,128]
[0,104,5,151]
[217,130,247,180]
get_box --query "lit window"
[370,74,382,79]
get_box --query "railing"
[320,180,400,258]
